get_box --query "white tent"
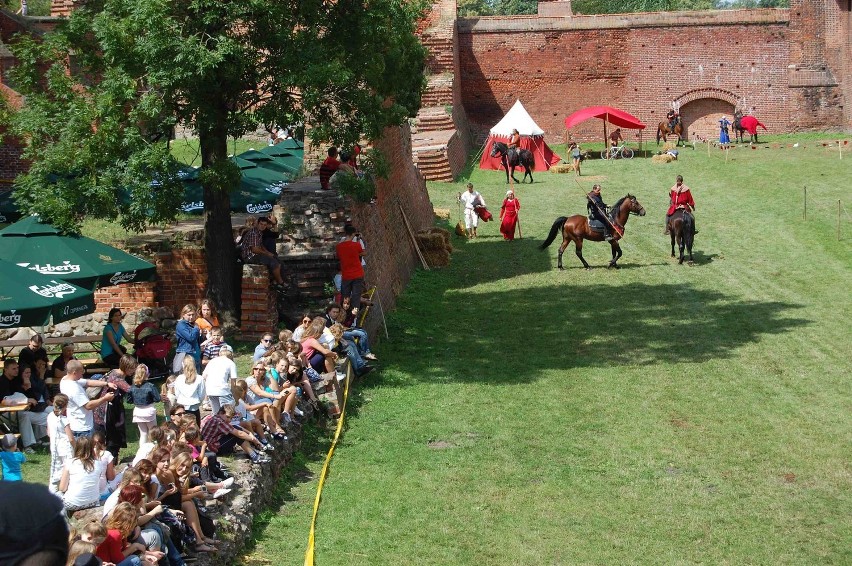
[480,100,560,171]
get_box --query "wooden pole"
[376,291,389,340]
[399,204,429,270]
[839,140,843,160]
[803,186,807,220]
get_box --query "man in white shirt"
[58,360,115,438]
[459,182,485,239]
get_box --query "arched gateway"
[671,88,742,141]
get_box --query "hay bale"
[416,232,446,252]
[652,154,674,164]
[423,248,451,268]
[433,207,451,220]
[418,227,453,253]
[662,142,677,151]
[550,163,575,174]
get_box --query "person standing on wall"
[336,224,367,316]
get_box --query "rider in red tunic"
[664,175,697,235]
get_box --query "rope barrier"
[304,362,354,566]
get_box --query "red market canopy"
[564,106,646,130]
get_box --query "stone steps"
[413,148,454,182]
[413,108,455,133]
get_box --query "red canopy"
[564,106,646,130]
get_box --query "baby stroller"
[133,321,171,379]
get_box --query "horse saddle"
[588,218,607,233]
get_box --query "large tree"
[8,0,426,322]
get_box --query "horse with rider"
[540,185,646,270]
[491,128,536,184]
[657,109,684,145]
[664,175,697,264]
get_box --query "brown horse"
[656,121,684,146]
[668,208,695,265]
[539,194,646,269]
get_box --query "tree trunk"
[199,128,239,327]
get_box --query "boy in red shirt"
[319,147,340,190]
[336,224,366,314]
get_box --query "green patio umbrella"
[0,259,95,327]
[0,216,156,290]
[258,145,304,174]
[237,150,299,177]
[178,163,285,215]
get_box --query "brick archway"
[672,88,741,109]
[672,89,741,141]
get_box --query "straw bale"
[433,207,451,220]
[652,154,674,164]
[416,232,446,252]
[662,142,677,151]
[550,163,576,174]
[423,249,451,268]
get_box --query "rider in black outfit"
[587,184,612,241]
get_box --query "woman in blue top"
[172,304,201,374]
[102,308,134,369]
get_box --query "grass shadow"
[373,280,810,388]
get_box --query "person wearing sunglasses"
[252,333,275,363]
[291,314,313,342]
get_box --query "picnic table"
[0,403,28,436]
[0,334,110,376]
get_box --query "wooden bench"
[0,334,109,376]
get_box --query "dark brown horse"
[667,208,695,265]
[490,141,535,184]
[539,194,646,269]
[733,110,746,143]
[656,121,684,146]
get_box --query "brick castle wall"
[458,5,851,143]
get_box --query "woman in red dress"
[499,190,520,240]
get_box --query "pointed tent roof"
[490,100,546,137]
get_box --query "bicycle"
[600,144,634,160]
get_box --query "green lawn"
[244,134,851,565]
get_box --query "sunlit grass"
[246,131,851,565]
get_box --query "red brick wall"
[458,6,851,142]
[347,123,433,338]
[152,249,208,313]
[94,282,157,313]
[240,265,278,338]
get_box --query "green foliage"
[7,0,426,229]
[332,148,391,203]
[459,0,787,17]
[0,0,51,15]
[573,0,715,13]
[7,0,426,313]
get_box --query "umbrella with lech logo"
[0,259,95,327]
[0,216,156,291]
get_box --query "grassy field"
[243,134,850,565]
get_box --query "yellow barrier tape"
[304,362,353,566]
